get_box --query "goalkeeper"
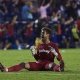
[0,27,64,72]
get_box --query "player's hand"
[30,46,37,55]
[60,60,64,72]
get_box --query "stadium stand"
[0,0,80,49]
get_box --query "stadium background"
[0,0,80,80]
[0,0,80,50]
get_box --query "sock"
[8,62,25,72]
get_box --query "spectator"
[23,22,35,48]
[3,16,21,50]
[21,1,33,21]
[0,0,80,49]
[38,0,52,19]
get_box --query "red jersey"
[34,42,62,62]
[6,24,14,36]
[24,27,33,37]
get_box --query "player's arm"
[54,46,64,71]
[30,38,43,61]
[50,44,64,71]
[30,46,39,61]
[44,0,52,9]
[54,45,64,71]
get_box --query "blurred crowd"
[0,0,80,50]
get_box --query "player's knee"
[45,63,53,70]
[19,62,25,68]
[25,63,30,69]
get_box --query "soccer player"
[0,27,64,72]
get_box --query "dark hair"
[42,27,52,35]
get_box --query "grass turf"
[0,49,80,80]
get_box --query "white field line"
[0,72,80,76]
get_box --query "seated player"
[0,27,64,72]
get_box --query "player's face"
[43,31,48,38]
[41,31,49,42]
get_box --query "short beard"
[42,38,46,43]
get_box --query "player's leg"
[0,62,41,72]
[50,63,64,72]
[45,62,62,72]
[0,62,64,72]
[0,62,25,72]
[25,62,41,71]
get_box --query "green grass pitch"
[0,49,80,80]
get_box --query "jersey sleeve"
[51,43,63,61]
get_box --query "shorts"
[28,61,60,71]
